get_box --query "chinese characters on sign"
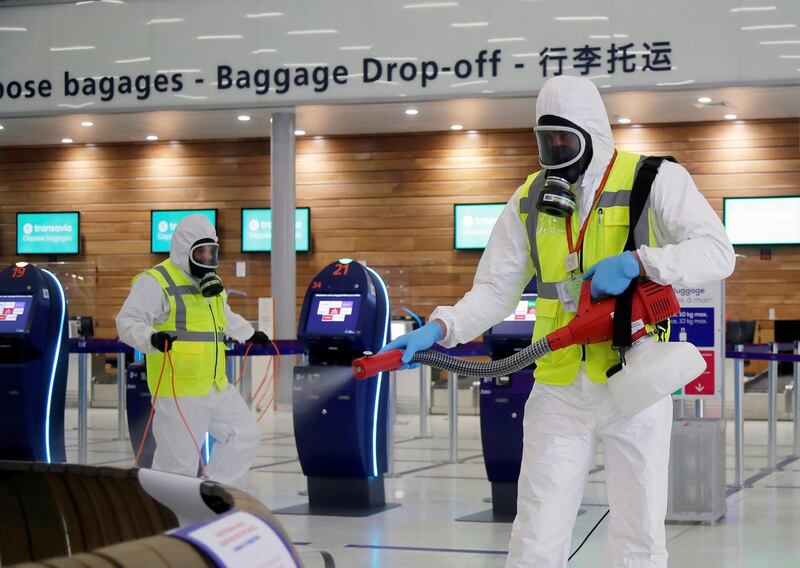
[539,41,672,77]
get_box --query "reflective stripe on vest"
[517,151,654,385]
[138,259,228,397]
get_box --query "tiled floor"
[64,408,800,567]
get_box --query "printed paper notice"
[171,511,300,567]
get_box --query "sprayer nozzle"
[352,350,404,379]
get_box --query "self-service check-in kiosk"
[276,259,396,517]
[0,263,68,463]
[459,283,537,523]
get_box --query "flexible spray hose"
[354,279,684,381]
[353,337,552,379]
[409,337,552,377]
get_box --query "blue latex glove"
[379,321,443,370]
[582,251,641,299]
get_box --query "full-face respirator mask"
[534,115,594,218]
[189,238,223,298]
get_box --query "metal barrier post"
[794,341,800,458]
[226,354,238,385]
[768,342,778,471]
[241,356,253,406]
[116,352,126,441]
[237,356,244,394]
[419,366,428,438]
[78,351,89,465]
[448,371,458,463]
[734,344,744,488]
[388,371,396,476]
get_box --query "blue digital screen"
[151,210,217,253]
[724,196,800,246]
[17,212,80,255]
[242,208,310,252]
[0,295,34,333]
[305,294,362,336]
[454,203,505,250]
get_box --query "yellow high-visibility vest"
[517,151,658,385]
[136,259,228,397]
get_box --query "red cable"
[269,339,282,412]
[258,391,276,422]
[167,348,207,480]
[133,339,207,479]
[253,340,281,409]
[134,341,168,468]
[253,366,275,409]
[257,340,282,422]
[254,374,274,410]
[251,355,274,402]
[234,342,254,388]
[251,342,276,407]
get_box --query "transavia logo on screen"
[21,223,73,244]
[157,221,180,240]
[463,215,496,233]
[248,219,272,239]
[26,223,73,233]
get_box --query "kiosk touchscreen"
[488,294,537,337]
[0,263,68,463]
[278,260,396,517]
[0,295,34,332]
[304,294,362,336]
[459,284,537,523]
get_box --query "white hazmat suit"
[430,76,735,567]
[116,215,260,488]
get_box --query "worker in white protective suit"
[117,215,268,487]
[383,76,735,567]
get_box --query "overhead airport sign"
[0,0,797,115]
[0,43,673,107]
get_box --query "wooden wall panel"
[0,118,798,341]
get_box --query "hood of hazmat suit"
[170,214,219,283]
[535,75,615,199]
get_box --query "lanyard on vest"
[564,150,618,275]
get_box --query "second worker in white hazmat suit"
[117,215,270,488]
[383,75,735,567]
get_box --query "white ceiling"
[0,84,798,146]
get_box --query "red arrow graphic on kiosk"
[695,384,705,393]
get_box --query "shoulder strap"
[622,156,671,252]
[612,156,672,351]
